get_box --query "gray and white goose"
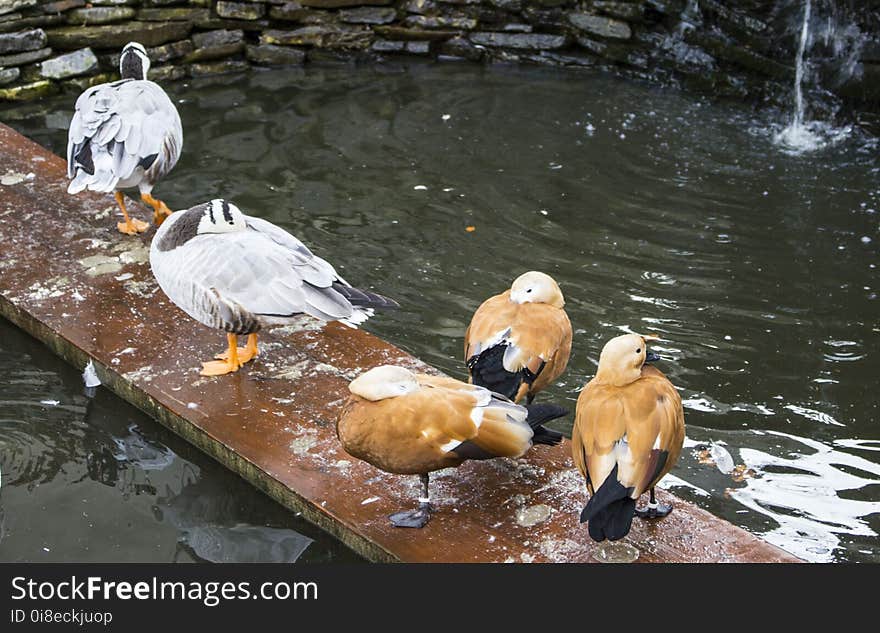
[150,199,399,376]
[67,41,182,235]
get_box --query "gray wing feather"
[153,229,356,327]
[67,79,182,193]
[244,217,341,289]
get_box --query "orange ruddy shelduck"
[571,334,685,542]
[336,365,567,528]
[464,271,572,404]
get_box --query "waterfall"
[774,0,851,154]
[790,0,811,131]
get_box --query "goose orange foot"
[117,218,150,235]
[200,334,245,376]
[114,192,149,235]
[214,333,258,364]
[141,192,173,226]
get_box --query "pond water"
[2,61,878,563]
[0,317,362,563]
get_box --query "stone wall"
[0,0,877,117]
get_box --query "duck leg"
[214,333,259,364]
[114,192,149,235]
[141,192,173,226]
[635,488,673,519]
[390,473,432,528]
[200,333,244,376]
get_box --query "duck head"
[595,333,662,387]
[509,271,565,308]
[349,365,420,401]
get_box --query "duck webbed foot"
[635,488,673,519]
[390,502,432,529]
[390,473,432,528]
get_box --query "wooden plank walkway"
[0,123,800,562]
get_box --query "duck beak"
[644,350,662,363]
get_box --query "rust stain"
[0,123,801,563]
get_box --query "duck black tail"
[524,403,567,446]
[332,282,399,310]
[468,344,531,401]
[580,465,636,541]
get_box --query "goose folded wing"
[245,217,342,289]
[68,81,178,181]
[176,231,356,322]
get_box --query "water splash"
[774,0,851,154]
[730,430,880,562]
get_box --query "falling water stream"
[774,0,852,154]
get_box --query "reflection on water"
[0,319,361,563]
[3,61,879,562]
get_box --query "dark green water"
[2,62,878,562]
[0,318,362,563]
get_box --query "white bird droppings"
[515,504,552,527]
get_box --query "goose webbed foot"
[214,334,259,364]
[390,501,432,529]
[114,191,149,235]
[200,359,243,376]
[200,334,244,376]
[141,192,173,226]
[117,218,150,235]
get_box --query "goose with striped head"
[465,271,572,404]
[336,365,567,528]
[150,199,398,376]
[571,334,685,543]
[67,42,182,235]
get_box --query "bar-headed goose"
[67,41,182,235]
[336,365,567,528]
[465,271,572,403]
[571,334,685,542]
[150,199,398,376]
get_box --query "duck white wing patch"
[439,439,463,453]
[470,327,511,358]
[469,407,484,428]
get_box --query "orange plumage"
[465,271,572,403]
[571,334,685,542]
